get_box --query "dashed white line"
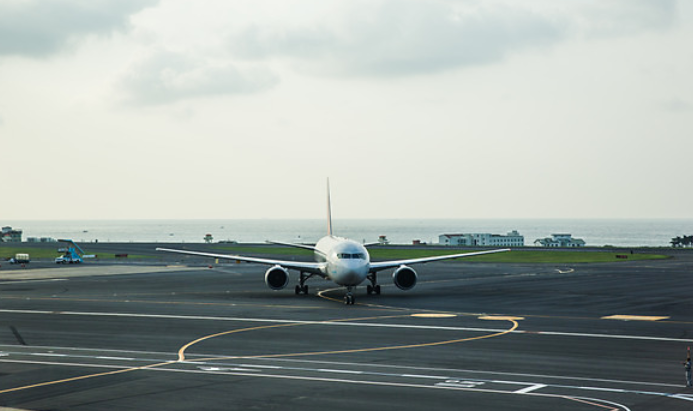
[239,364,282,369]
[401,374,448,380]
[199,367,259,372]
[31,353,67,358]
[318,369,363,375]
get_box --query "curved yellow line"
[316,288,405,310]
[239,320,519,360]
[178,317,518,363]
[178,314,411,361]
[1,316,518,395]
[178,322,304,361]
[316,288,347,304]
[564,396,620,410]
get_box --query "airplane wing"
[265,240,317,252]
[362,242,382,248]
[369,248,510,273]
[156,248,325,275]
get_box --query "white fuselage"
[315,236,370,286]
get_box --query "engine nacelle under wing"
[265,265,290,290]
[392,265,417,291]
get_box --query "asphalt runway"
[0,252,692,410]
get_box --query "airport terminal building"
[534,234,586,247]
[439,231,524,247]
[1,226,22,242]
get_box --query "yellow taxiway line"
[0,314,519,396]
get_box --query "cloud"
[571,0,677,37]
[226,0,564,77]
[114,49,278,105]
[99,0,681,105]
[0,0,156,57]
[660,97,692,113]
[223,0,679,77]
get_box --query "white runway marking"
[0,279,68,284]
[31,353,67,357]
[402,374,449,380]
[96,356,136,361]
[672,394,693,402]
[5,349,690,409]
[1,308,691,343]
[318,368,363,375]
[514,384,547,394]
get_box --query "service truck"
[55,239,93,264]
[9,253,30,264]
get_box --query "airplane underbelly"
[331,269,366,286]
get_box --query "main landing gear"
[366,284,381,295]
[295,272,312,295]
[366,273,381,295]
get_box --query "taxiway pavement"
[0,250,692,410]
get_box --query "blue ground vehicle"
[55,239,89,264]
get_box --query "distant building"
[439,230,524,247]
[1,226,22,242]
[534,233,585,247]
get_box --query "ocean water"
[4,219,693,247]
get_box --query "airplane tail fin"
[327,178,333,236]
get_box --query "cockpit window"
[337,253,365,259]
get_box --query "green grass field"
[1,247,64,259]
[210,246,669,264]
[369,248,668,263]
[0,247,145,261]
[1,244,670,264]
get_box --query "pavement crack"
[9,326,27,346]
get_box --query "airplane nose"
[335,261,368,285]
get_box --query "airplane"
[157,181,510,305]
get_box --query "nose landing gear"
[344,286,356,305]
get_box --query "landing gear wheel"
[302,285,309,294]
[296,284,309,295]
[366,273,380,296]
[366,284,380,295]
[344,294,355,305]
[295,285,301,295]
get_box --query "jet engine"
[392,265,417,291]
[264,265,290,290]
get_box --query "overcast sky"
[1,0,691,220]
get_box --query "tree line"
[670,235,693,247]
